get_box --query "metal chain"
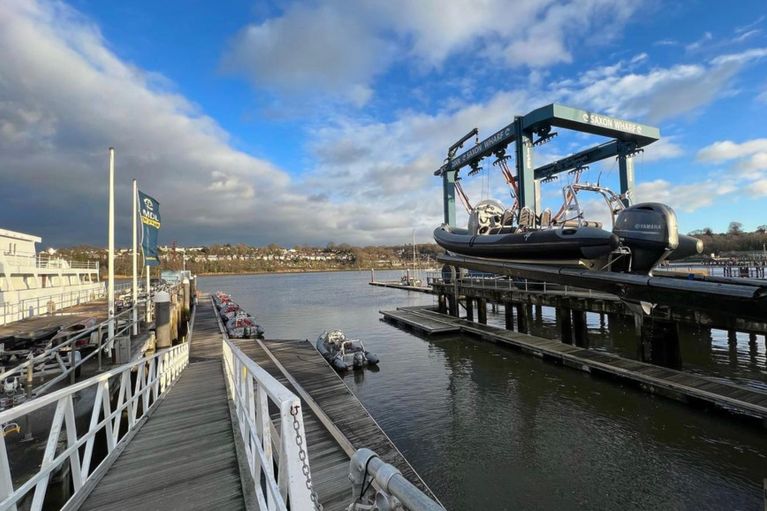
[291,405,324,511]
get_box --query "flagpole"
[132,178,138,336]
[108,148,115,345]
[146,265,152,322]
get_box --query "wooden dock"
[369,281,434,294]
[381,307,767,426]
[0,299,109,339]
[236,338,439,510]
[79,296,438,511]
[80,298,246,511]
[379,308,459,334]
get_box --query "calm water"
[199,271,767,511]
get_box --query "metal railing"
[222,338,314,511]
[1,285,104,326]
[348,448,445,511]
[0,253,99,271]
[426,271,601,297]
[0,281,138,326]
[0,342,189,511]
[0,303,146,399]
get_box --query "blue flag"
[138,190,161,267]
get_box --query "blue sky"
[2,0,767,247]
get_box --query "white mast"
[132,178,138,335]
[108,148,115,343]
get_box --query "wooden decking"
[80,299,246,511]
[79,296,439,511]
[0,299,109,339]
[379,308,459,334]
[369,281,434,294]
[236,339,438,510]
[382,306,767,426]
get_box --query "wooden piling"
[504,303,514,330]
[465,298,474,321]
[515,303,528,334]
[557,307,572,344]
[572,310,588,348]
[477,299,487,325]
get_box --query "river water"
[199,271,767,511]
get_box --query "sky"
[1,0,767,248]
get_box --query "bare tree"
[728,222,743,235]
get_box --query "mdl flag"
[138,190,161,266]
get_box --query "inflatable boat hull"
[433,225,619,260]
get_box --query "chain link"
[291,405,324,511]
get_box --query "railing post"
[155,291,171,349]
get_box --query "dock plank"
[381,308,767,425]
[234,338,439,508]
[80,298,246,511]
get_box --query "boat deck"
[381,306,767,426]
[0,299,109,339]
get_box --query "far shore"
[108,266,424,280]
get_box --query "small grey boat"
[316,330,379,371]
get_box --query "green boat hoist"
[434,103,661,226]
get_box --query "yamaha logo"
[635,223,661,230]
[143,197,154,211]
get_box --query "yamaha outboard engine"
[613,203,679,273]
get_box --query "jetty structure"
[373,103,767,428]
[0,290,445,511]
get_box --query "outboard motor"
[613,203,679,273]
[667,234,704,261]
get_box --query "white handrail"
[0,342,189,511]
[0,302,142,393]
[222,338,314,511]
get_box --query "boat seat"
[519,207,535,229]
[501,208,516,226]
[540,208,552,227]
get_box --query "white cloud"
[696,139,767,188]
[0,0,444,246]
[640,136,684,162]
[221,4,391,106]
[222,0,639,104]
[553,48,767,123]
[633,179,734,212]
[697,139,767,163]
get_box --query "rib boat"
[316,330,379,371]
[434,183,703,274]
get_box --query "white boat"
[0,229,102,326]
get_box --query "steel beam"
[522,104,660,145]
[442,170,456,226]
[434,104,659,178]
[514,117,536,212]
[533,140,619,181]
[618,146,635,206]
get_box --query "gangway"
[0,297,444,511]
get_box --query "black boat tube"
[433,224,619,261]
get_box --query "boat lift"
[434,103,660,226]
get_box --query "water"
[199,271,767,510]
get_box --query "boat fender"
[365,352,379,365]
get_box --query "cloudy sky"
[2,0,767,248]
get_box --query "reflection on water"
[199,271,767,511]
